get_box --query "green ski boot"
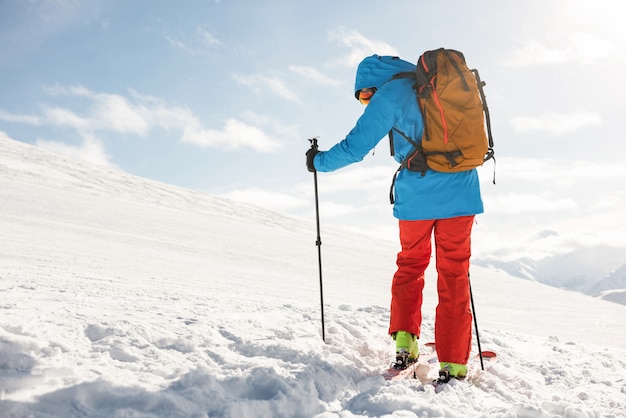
[392,331,418,370]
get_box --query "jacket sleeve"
[314,93,398,172]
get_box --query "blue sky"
[2,0,626,259]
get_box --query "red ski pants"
[389,216,474,365]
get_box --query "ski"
[382,342,437,381]
[418,349,498,392]
[383,343,497,389]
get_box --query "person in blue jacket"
[306,55,484,381]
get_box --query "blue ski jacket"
[313,55,484,220]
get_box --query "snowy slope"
[1,133,626,418]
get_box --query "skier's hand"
[306,148,319,172]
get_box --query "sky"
[2,0,626,259]
[1,134,626,416]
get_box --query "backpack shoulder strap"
[391,127,420,150]
[392,71,416,81]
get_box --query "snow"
[1,133,626,417]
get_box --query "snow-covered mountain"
[474,243,626,306]
[592,263,626,294]
[1,133,626,417]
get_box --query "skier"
[305,55,484,381]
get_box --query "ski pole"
[468,272,484,370]
[309,137,326,343]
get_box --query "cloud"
[165,36,193,53]
[478,157,626,237]
[0,109,41,125]
[504,40,569,67]
[328,28,399,67]
[0,119,114,168]
[43,106,92,130]
[509,110,602,135]
[239,110,298,141]
[197,28,221,46]
[488,193,578,214]
[288,66,341,86]
[504,32,620,68]
[318,165,393,195]
[182,118,281,152]
[480,157,626,186]
[232,74,300,102]
[3,85,284,154]
[165,27,222,56]
[36,135,114,167]
[44,94,151,136]
[44,85,152,135]
[126,90,199,133]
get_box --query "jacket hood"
[354,55,416,98]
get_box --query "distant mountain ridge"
[474,245,626,306]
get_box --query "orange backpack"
[391,49,495,176]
